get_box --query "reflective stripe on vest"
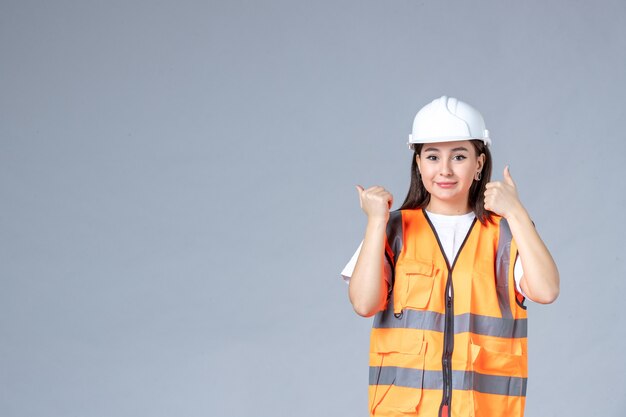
[369,209,528,417]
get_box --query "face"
[416,140,485,214]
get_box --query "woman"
[341,96,559,417]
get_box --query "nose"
[440,159,453,176]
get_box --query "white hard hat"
[408,96,491,149]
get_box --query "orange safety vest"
[369,209,528,417]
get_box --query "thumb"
[355,185,364,207]
[503,165,515,186]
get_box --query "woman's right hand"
[355,185,393,220]
[351,185,393,316]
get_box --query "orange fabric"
[369,209,528,417]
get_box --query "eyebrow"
[423,146,470,152]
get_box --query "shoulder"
[388,209,403,223]
[478,213,505,230]
[386,210,403,236]
[386,209,424,231]
[483,214,516,246]
[475,214,513,243]
[385,210,406,261]
[490,214,511,232]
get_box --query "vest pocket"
[394,260,435,313]
[469,342,526,415]
[470,342,523,377]
[369,337,427,415]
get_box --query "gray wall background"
[2,1,625,416]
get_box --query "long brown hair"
[398,140,494,224]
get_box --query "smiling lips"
[436,182,457,189]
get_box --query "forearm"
[507,205,560,304]
[349,217,389,316]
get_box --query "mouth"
[435,182,457,189]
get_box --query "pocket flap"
[371,331,426,355]
[396,260,434,277]
[470,343,524,377]
[394,260,436,311]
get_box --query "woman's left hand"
[485,166,560,303]
[484,166,522,219]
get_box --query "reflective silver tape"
[496,218,513,319]
[374,309,527,338]
[370,366,527,397]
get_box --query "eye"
[425,155,438,161]
[452,154,467,161]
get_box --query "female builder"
[341,96,559,417]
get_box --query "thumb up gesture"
[355,185,393,221]
[484,166,522,219]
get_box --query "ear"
[415,153,421,172]
[477,153,485,171]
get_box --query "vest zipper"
[422,209,477,417]
[440,272,454,417]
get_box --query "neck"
[426,201,472,216]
